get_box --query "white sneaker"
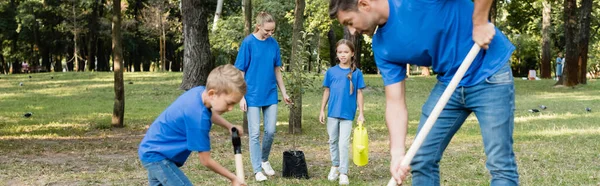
[261,161,275,176]
[327,167,339,181]
[339,174,349,185]
[255,172,268,182]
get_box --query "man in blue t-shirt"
[138,65,247,186]
[329,0,519,185]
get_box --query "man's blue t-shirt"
[373,0,515,86]
[323,65,366,120]
[234,34,282,107]
[138,86,213,166]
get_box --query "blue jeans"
[411,63,519,186]
[326,117,353,174]
[142,159,193,186]
[247,104,278,174]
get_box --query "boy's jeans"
[247,104,278,174]
[327,117,353,174]
[142,159,193,186]
[411,63,519,186]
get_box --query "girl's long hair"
[335,39,356,95]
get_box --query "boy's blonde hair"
[254,12,275,33]
[206,64,247,96]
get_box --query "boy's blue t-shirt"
[323,65,366,120]
[138,86,213,166]
[372,0,515,87]
[234,34,282,107]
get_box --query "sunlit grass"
[0,72,599,185]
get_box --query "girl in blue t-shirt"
[319,39,366,185]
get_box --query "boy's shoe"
[255,172,268,182]
[262,161,275,176]
[339,174,349,185]
[327,167,339,181]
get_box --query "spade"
[528,109,540,113]
[23,112,33,118]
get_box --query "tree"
[541,0,551,78]
[179,0,213,90]
[211,0,224,32]
[112,0,125,128]
[577,0,592,84]
[242,0,252,134]
[288,0,305,134]
[561,0,578,86]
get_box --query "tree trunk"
[112,0,125,128]
[541,0,551,78]
[180,0,214,90]
[327,28,336,67]
[73,1,80,72]
[87,0,100,72]
[241,0,252,134]
[0,49,5,74]
[561,0,579,86]
[289,0,305,134]
[577,0,592,84]
[212,0,224,32]
[97,39,109,71]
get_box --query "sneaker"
[255,172,268,182]
[261,161,275,176]
[339,174,349,185]
[327,167,339,181]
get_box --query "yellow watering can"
[353,121,368,166]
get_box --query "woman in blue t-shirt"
[234,12,292,182]
[319,39,366,185]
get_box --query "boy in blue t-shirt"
[138,64,247,186]
[330,0,519,185]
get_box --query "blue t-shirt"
[373,0,515,87]
[234,34,282,107]
[138,86,213,166]
[323,65,366,120]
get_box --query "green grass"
[0,72,599,185]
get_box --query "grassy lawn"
[1,72,599,186]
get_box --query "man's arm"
[472,0,495,49]
[385,81,410,183]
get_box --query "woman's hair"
[254,12,275,33]
[336,39,357,95]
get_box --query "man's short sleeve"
[375,55,407,86]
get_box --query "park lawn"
[0,72,599,186]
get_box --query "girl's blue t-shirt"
[373,0,515,87]
[234,34,282,107]
[323,65,366,120]
[138,86,212,166]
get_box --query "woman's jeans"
[247,104,278,174]
[411,64,519,186]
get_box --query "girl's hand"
[358,114,365,123]
[239,97,247,112]
[319,110,326,124]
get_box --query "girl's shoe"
[339,174,349,185]
[328,167,339,181]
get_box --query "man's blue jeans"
[411,63,519,186]
[247,104,278,174]
[142,159,193,186]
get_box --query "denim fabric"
[247,104,278,173]
[326,117,353,174]
[411,63,519,186]
[142,159,193,186]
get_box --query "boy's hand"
[239,97,247,112]
[230,125,244,137]
[231,177,246,186]
[319,110,326,124]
